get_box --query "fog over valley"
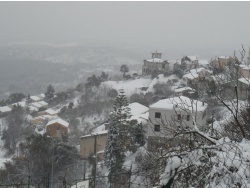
[1,2,250,98]
[2,2,250,187]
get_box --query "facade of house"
[79,131,108,160]
[142,50,169,75]
[237,78,250,100]
[181,56,199,70]
[211,56,235,71]
[45,118,69,138]
[235,64,250,79]
[147,96,207,139]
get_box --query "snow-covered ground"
[0,139,11,168]
[102,74,180,97]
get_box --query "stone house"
[211,56,235,71]
[237,78,250,100]
[79,131,108,161]
[142,50,169,75]
[181,56,199,70]
[233,64,250,79]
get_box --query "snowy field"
[102,74,180,97]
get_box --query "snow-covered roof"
[199,59,209,65]
[12,101,26,107]
[189,68,205,74]
[174,87,196,93]
[239,64,250,70]
[32,116,46,121]
[30,102,43,108]
[30,96,41,101]
[28,106,39,112]
[45,109,57,115]
[32,115,55,121]
[46,118,69,127]
[0,106,11,113]
[139,112,149,120]
[150,96,207,112]
[39,93,45,98]
[128,102,149,116]
[238,78,250,85]
[92,124,106,133]
[80,130,108,139]
[218,56,230,59]
[129,112,149,124]
[183,73,199,80]
[39,101,48,106]
[145,58,163,63]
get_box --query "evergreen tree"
[104,89,131,170]
[45,84,55,102]
[1,105,30,154]
[120,64,129,77]
[99,71,109,82]
[26,93,32,105]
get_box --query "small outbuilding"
[45,118,69,138]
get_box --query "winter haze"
[0,1,250,98]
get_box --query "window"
[155,112,161,118]
[187,115,190,121]
[154,124,160,132]
[177,114,181,120]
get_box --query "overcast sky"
[1,1,250,59]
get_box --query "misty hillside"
[0,44,143,100]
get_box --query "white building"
[147,96,207,139]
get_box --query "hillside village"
[1,49,250,187]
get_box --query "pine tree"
[26,93,32,105]
[104,89,131,170]
[45,84,55,102]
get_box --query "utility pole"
[47,173,50,188]
[28,175,31,188]
[128,164,132,188]
[51,140,55,188]
[93,134,97,188]
[211,112,214,136]
[83,160,86,180]
[109,160,113,188]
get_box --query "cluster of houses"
[0,94,47,115]
[0,93,68,139]
[1,49,250,163]
[79,96,208,160]
[143,50,250,100]
[82,50,250,161]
